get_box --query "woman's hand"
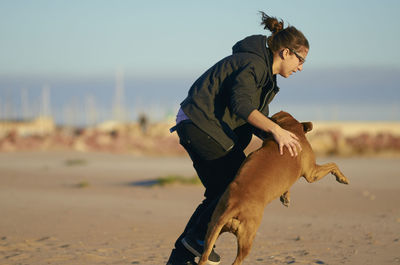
[270,126,302,157]
[247,109,302,156]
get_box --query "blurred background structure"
[0,0,399,155]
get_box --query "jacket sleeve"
[229,64,259,120]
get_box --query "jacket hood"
[232,34,271,62]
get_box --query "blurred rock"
[0,119,399,157]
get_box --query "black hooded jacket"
[180,35,280,152]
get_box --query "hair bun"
[260,11,310,54]
[259,11,284,35]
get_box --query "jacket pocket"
[177,121,227,160]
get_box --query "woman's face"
[279,47,309,78]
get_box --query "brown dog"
[198,111,349,265]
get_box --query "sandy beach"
[1,151,400,265]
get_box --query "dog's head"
[271,111,313,134]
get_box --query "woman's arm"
[247,109,301,157]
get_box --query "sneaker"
[181,236,221,265]
[166,248,197,265]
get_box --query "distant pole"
[85,94,98,127]
[41,84,51,118]
[21,88,29,120]
[4,88,13,120]
[113,68,125,122]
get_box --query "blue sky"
[1,0,400,123]
[1,0,399,77]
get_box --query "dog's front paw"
[280,191,290,207]
[336,175,349,184]
[334,171,349,184]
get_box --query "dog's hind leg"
[232,219,259,265]
[280,190,290,207]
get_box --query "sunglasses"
[288,48,305,65]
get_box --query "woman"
[167,12,309,265]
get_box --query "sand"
[1,151,400,265]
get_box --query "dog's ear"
[301,122,313,133]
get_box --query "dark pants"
[173,121,251,251]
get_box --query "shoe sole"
[181,238,220,265]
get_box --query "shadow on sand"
[129,179,160,187]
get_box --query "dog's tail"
[198,206,238,265]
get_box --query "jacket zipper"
[259,78,275,111]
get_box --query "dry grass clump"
[156,175,201,186]
[64,159,88,166]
